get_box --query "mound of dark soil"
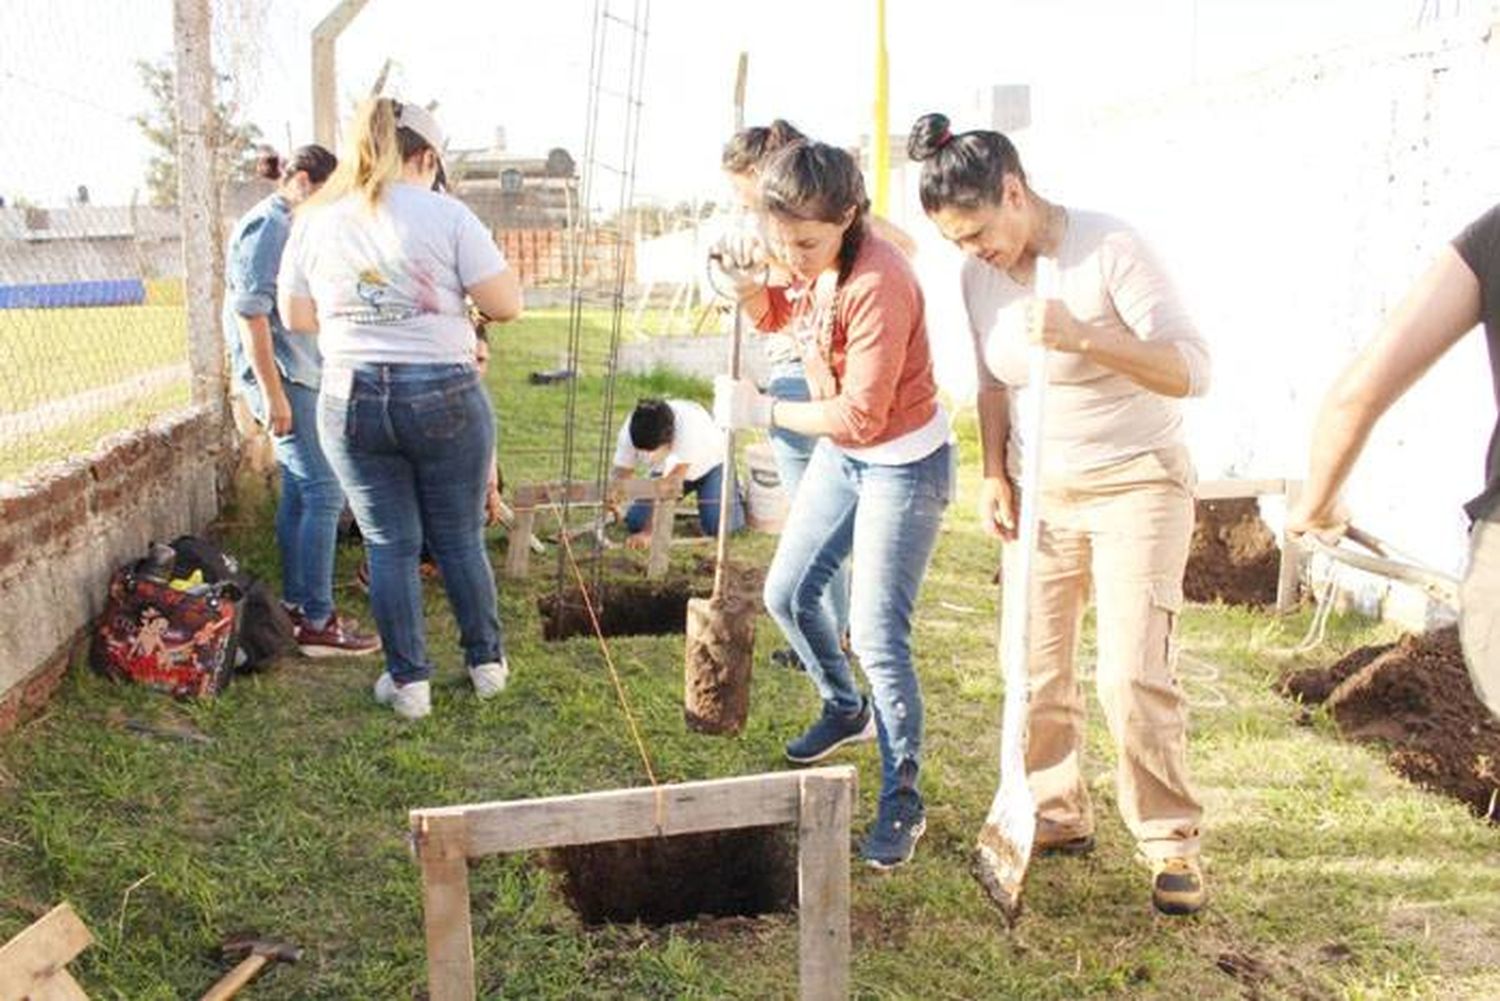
[1185,498,1283,607]
[1280,628,1500,821]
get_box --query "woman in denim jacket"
[223,145,379,658]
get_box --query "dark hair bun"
[907,113,952,163]
[766,119,804,147]
[254,148,283,181]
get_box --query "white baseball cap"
[394,100,446,155]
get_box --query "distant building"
[448,129,576,231]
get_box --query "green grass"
[0,305,188,414]
[2,308,1499,999]
[0,304,190,482]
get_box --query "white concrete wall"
[909,21,1500,587]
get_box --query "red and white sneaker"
[294,611,382,658]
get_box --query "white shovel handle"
[996,257,1058,789]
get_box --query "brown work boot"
[1151,856,1206,915]
[295,611,382,658]
[1036,833,1096,857]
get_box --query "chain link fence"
[0,0,272,485]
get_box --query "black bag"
[167,536,298,672]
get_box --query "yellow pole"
[872,0,890,217]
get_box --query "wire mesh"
[0,0,271,485]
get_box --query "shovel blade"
[683,595,754,735]
[973,786,1036,925]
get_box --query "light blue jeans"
[763,439,952,797]
[270,381,345,625]
[318,363,502,684]
[766,365,851,639]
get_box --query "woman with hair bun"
[907,111,1211,915]
[278,98,523,720]
[713,140,952,870]
[224,143,380,660]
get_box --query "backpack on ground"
[90,536,297,698]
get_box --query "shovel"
[684,291,755,735]
[973,255,1058,923]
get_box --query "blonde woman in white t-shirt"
[279,97,522,720]
[908,112,1212,916]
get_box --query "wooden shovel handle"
[200,954,270,1001]
[712,304,743,599]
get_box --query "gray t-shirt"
[279,182,507,367]
[1454,203,1500,522]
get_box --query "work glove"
[713,375,773,430]
[709,232,769,301]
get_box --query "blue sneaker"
[861,787,927,870]
[784,698,875,764]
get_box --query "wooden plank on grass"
[0,902,94,1001]
[415,813,476,1001]
[797,772,852,1001]
[411,768,855,857]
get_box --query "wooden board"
[0,902,94,1001]
[797,773,852,1001]
[1193,478,1287,501]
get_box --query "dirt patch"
[1280,627,1500,822]
[546,825,796,926]
[684,592,755,735]
[541,559,763,642]
[540,579,693,641]
[1184,498,1282,608]
[1276,642,1396,705]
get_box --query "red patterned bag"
[91,544,242,698]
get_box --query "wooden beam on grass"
[0,902,95,1001]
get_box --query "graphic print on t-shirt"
[347,262,423,325]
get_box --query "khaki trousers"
[1460,513,1500,720]
[1001,445,1203,860]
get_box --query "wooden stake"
[416,813,475,1001]
[798,773,852,1001]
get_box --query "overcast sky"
[0,0,1467,207]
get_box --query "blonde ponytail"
[305,98,407,212]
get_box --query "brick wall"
[0,406,224,734]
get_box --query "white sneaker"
[373,671,397,705]
[373,672,430,719]
[469,659,509,700]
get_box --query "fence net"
[0,1,281,485]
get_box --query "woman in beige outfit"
[908,113,1212,915]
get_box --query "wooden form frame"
[506,478,685,580]
[410,766,856,1001]
[1194,478,1305,614]
[0,902,95,1000]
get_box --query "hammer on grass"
[199,934,302,1001]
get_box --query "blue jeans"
[318,363,502,684]
[624,463,745,536]
[763,439,952,798]
[767,366,851,639]
[270,381,345,625]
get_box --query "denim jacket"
[222,194,321,418]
